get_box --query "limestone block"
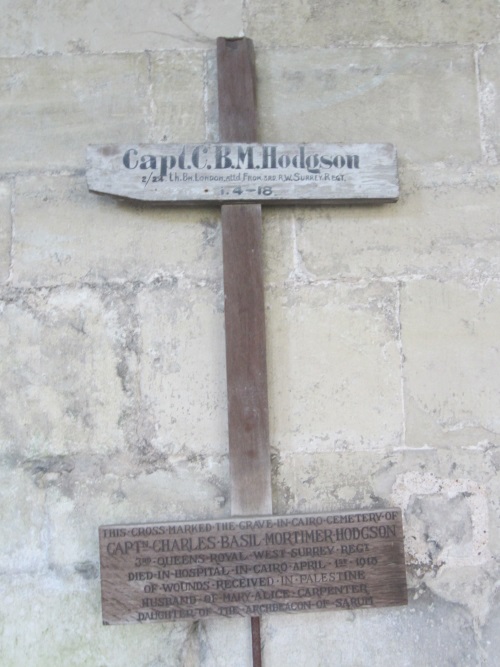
[0,55,150,172]
[0,182,11,283]
[191,617,253,667]
[482,593,500,664]
[266,282,403,456]
[293,165,500,283]
[374,448,498,596]
[479,44,500,163]
[373,447,498,502]
[46,457,229,568]
[0,288,127,458]
[262,591,477,666]
[12,174,221,286]
[273,437,498,623]
[256,47,480,164]
[0,572,192,666]
[401,281,500,448]
[150,51,206,143]
[365,433,500,625]
[1,0,242,56]
[272,451,388,515]
[137,283,228,460]
[392,469,495,622]
[486,469,500,564]
[393,471,487,564]
[279,444,492,515]
[262,208,296,288]
[0,466,47,573]
[245,0,500,47]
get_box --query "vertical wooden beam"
[217,37,272,518]
[217,36,271,667]
[217,38,258,144]
[251,617,263,667]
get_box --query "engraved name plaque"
[99,509,407,624]
[87,143,399,205]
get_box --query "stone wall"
[1,1,499,665]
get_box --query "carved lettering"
[99,509,407,625]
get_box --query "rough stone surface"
[401,280,500,445]
[1,0,243,56]
[0,181,11,283]
[245,0,500,47]
[479,44,500,164]
[1,0,499,665]
[0,573,192,667]
[266,282,403,455]
[12,174,221,286]
[482,592,500,664]
[150,51,207,142]
[0,55,150,172]
[136,284,228,460]
[0,466,47,573]
[262,591,478,666]
[47,462,229,569]
[256,47,481,164]
[0,288,127,458]
[293,165,500,284]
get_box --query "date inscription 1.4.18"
[87,143,399,205]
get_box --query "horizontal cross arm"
[86,142,399,205]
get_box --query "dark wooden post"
[217,37,272,518]
[217,37,272,666]
[89,34,406,649]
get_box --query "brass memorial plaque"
[99,509,407,624]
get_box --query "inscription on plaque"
[100,509,407,624]
[87,142,398,204]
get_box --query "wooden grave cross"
[87,37,406,667]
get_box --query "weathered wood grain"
[217,37,273,519]
[99,509,408,625]
[86,142,399,204]
[90,36,408,640]
[217,37,270,667]
[217,37,258,144]
[221,203,272,516]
